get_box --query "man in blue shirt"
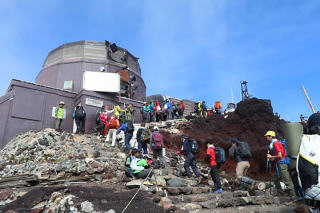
[116,120,134,151]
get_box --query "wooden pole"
[302,85,316,113]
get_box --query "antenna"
[231,88,234,103]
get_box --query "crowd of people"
[53,100,320,211]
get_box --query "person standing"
[125,102,135,121]
[229,137,251,179]
[141,102,149,123]
[116,120,135,151]
[150,126,165,168]
[73,105,86,134]
[202,101,207,118]
[106,115,120,147]
[214,101,222,115]
[178,101,185,118]
[155,101,161,122]
[149,101,155,122]
[55,101,65,131]
[166,99,173,120]
[180,134,201,180]
[136,123,150,157]
[206,140,223,194]
[265,131,296,201]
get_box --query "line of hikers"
[194,100,223,117]
[141,99,185,123]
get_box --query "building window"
[63,80,73,90]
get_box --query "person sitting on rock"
[125,148,137,178]
[180,134,201,181]
[206,139,223,194]
[130,149,154,185]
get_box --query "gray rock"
[166,187,181,195]
[198,200,216,209]
[81,201,94,213]
[105,210,116,213]
[181,187,192,195]
[167,178,188,187]
[126,180,143,189]
[38,138,49,146]
[221,191,233,199]
[233,190,250,197]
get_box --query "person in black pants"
[206,139,222,193]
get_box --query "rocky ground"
[0,98,309,213]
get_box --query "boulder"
[167,178,188,187]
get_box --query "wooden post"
[302,85,316,113]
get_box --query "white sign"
[83,71,120,93]
[52,107,66,119]
[85,98,103,108]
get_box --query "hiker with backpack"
[149,101,155,122]
[229,137,251,179]
[206,139,223,194]
[73,105,86,134]
[136,123,150,157]
[106,115,120,147]
[150,126,165,168]
[166,99,173,120]
[265,131,297,201]
[172,104,179,120]
[116,119,135,151]
[141,102,149,123]
[180,134,201,180]
[202,101,208,118]
[214,101,222,115]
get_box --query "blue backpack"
[278,139,290,165]
[215,147,226,164]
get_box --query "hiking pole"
[302,85,316,113]
[266,151,272,196]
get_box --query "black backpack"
[189,139,199,154]
[237,141,252,159]
[76,108,85,119]
[215,147,226,164]
[126,120,134,133]
[95,110,102,124]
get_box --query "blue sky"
[0,0,319,121]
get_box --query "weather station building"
[0,40,146,148]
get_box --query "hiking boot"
[214,188,223,194]
[143,180,153,186]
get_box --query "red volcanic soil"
[164,98,286,180]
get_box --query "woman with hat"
[55,101,65,131]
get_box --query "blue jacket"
[181,139,191,155]
[166,102,173,111]
[116,123,127,135]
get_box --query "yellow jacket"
[114,105,125,117]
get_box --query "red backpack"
[152,132,163,149]
[273,141,286,161]
[109,116,119,129]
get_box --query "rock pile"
[0,128,126,181]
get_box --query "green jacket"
[55,106,64,119]
[126,106,135,121]
[114,105,125,117]
[133,159,148,174]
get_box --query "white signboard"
[83,71,120,93]
[85,98,103,108]
[52,107,66,119]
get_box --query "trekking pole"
[301,85,316,113]
[266,151,272,195]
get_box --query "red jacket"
[206,145,217,166]
[273,141,286,162]
[179,102,185,111]
[99,112,108,123]
[155,102,161,114]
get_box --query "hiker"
[297,113,320,211]
[106,115,120,147]
[206,139,223,194]
[125,148,137,178]
[97,109,109,139]
[180,134,201,180]
[149,101,155,122]
[178,101,185,118]
[73,105,86,134]
[150,126,165,168]
[229,137,251,179]
[265,131,296,201]
[116,119,135,151]
[155,101,162,122]
[166,99,173,120]
[214,101,222,115]
[55,101,65,131]
[125,102,135,121]
[172,103,178,119]
[202,101,208,118]
[161,104,167,121]
[197,101,202,117]
[114,103,125,124]
[141,102,149,123]
[136,123,150,157]
[130,149,154,185]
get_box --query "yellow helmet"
[264,131,276,137]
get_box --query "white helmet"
[154,126,159,131]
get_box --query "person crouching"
[130,149,154,185]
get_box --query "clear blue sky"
[1,1,319,121]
